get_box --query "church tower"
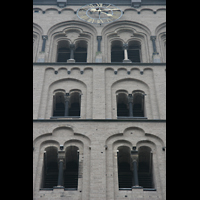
[33,1,166,199]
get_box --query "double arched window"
[41,146,79,190]
[111,40,141,63]
[57,40,88,62]
[57,40,70,62]
[117,146,154,190]
[117,91,145,118]
[53,90,81,118]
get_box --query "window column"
[67,43,75,63]
[54,149,65,189]
[41,35,48,52]
[122,43,132,63]
[97,36,102,52]
[128,94,133,117]
[130,147,142,189]
[64,93,70,116]
[37,35,48,62]
[150,36,161,63]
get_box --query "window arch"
[68,91,81,117]
[117,93,129,117]
[138,146,154,189]
[41,145,80,190]
[117,146,132,189]
[42,146,58,189]
[117,145,154,190]
[132,91,145,117]
[52,90,81,118]
[74,40,87,62]
[128,40,141,62]
[64,146,79,189]
[111,40,124,62]
[53,91,65,117]
[116,91,145,118]
[57,40,70,62]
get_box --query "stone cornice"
[33,119,166,122]
[33,62,166,66]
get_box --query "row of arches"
[56,39,142,63]
[40,144,154,190]
[34,66,164,120]
[48,38,142,63]
[33,125,166,199]
[52,90,145,118]
[33,21,166,62]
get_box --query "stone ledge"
[33,62,166,66]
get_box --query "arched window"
[117,93,129,117]
[132,92,144,117]
[117,92,145,118]
[57,40,70,62]
[117,145,154,190]
[64,146,79,189]
[52,91,81,118]
[42,146,58,189]
[111,40,124,62]
[53,92,65,117]
[128,41,141,62]
[74,40,87,62]
[69,92,81,117]
[138,146,154,188]
[117,146,132,189]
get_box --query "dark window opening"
[128,49,140,62]
[111,41,124,62]
[132,93,144,117]
[74,47,87,62]
[118,162,132,188]
[57,40,70,62]
[138,146,154,188]
[74,41,87,62]
[69,102,80,116]
[52,91,81,117]
[117,146,132,189]
[117,146,154,190]
[64,146,79,189]
[68,92,81,117]
[53,92,65,117]
[128,41,141,62]
[42,147,58,189]
[57,48,70,62]
[117,93,129,117]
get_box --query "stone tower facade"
[33,1,166,200]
